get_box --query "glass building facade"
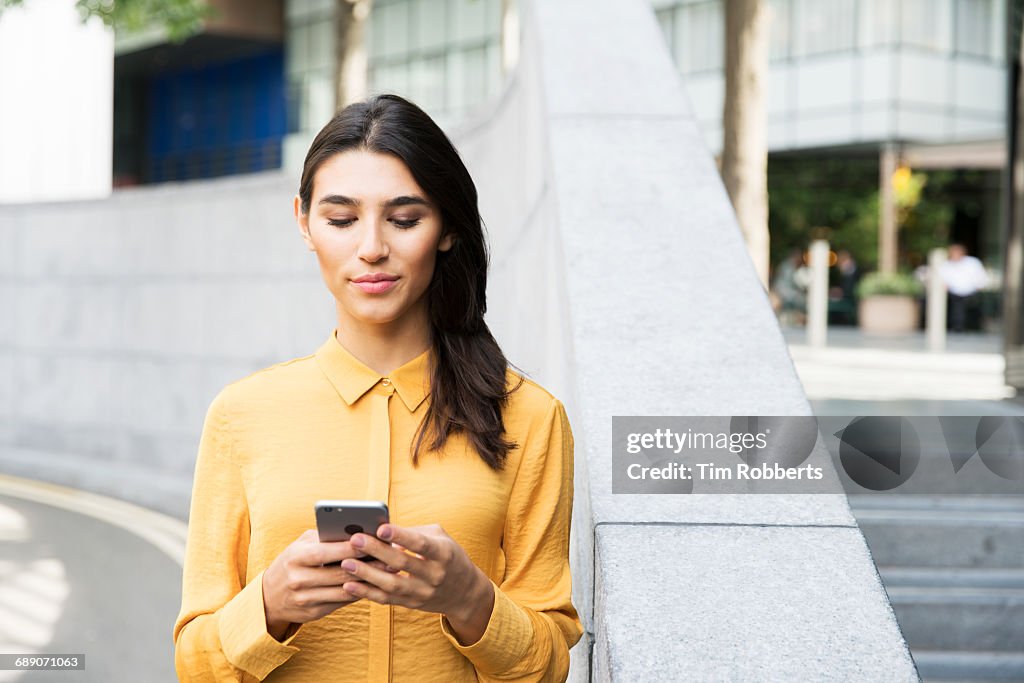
[367,0,504,126]
[651,0,1004,75]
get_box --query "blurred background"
[0,0,1022,681]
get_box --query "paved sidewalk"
[782,325,1022,416]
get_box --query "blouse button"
[381,377,391,386]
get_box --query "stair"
[850,495,1024,682]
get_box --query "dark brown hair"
[299,93,523,471]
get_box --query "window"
[955,0,997,59]
[285,4,335,135]
[793,0,856,57]
[654,0,788,72]
[415,0,448,52]
[408,55,446,113]
[901,0,953,52]
[677,1,724,73]
[768,0,791,61]
[368,0,504,123]
[858,0,897,48]
[145,51,286,183]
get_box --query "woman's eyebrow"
[317,194,429,209]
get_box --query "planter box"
[858,295,920,334]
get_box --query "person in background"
[831,250,860,326]
[835,250,860,302]
[772,248,808,326]
[938,243,989,333]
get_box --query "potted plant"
[855,271,924,334]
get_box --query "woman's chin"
[345,305,404,326]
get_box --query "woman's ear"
[295,195,315,252]
[438,232,456,252]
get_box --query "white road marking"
[0,474,187,566]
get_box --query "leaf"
[0,0,213,43]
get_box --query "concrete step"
[880,567,1024,590]
[852,505,1024,569]
[913,650,1024,682]
[850,494,1024,677]
[848,495,1024,514]
[886,585,1024,651]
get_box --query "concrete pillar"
[807,239,830,348]
[927,248,948,352]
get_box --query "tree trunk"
[878,142,898,274]
[335,0,373,110]
[1004,0,1024,389]
[722,0,770,289]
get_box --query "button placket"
[365,388,393,682]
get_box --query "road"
[0,478,183,682]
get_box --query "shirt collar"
[315,329,431,412]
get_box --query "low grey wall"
[0,171,326,517]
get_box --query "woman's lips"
[351,278,398,294]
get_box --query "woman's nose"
[357,221,389,262]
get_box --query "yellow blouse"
[173,328,583,681]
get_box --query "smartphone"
[314,500,389,567]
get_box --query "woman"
[172,94,583,681]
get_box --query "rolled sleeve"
[217,569,302,677]
[438,579,535,672]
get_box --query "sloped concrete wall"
[463,0,919,679]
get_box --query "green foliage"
[838,189,880,270]
[900,171,955,268]
[0,0,212,43]
[767,155,880,272]
[855,271,924,298]
[767,156,957,277]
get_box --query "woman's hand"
[262,529,393,641]
[339,523,495,646]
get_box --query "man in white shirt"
[938,243,989,332]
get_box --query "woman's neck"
[333,302,431,377]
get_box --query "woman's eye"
[327,217,419,228]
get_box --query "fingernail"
[351,535,365,548]
[379,525,392,540]
[341,560,357,572]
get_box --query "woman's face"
[295,149,454,329]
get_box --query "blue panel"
[146,48,286,183]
